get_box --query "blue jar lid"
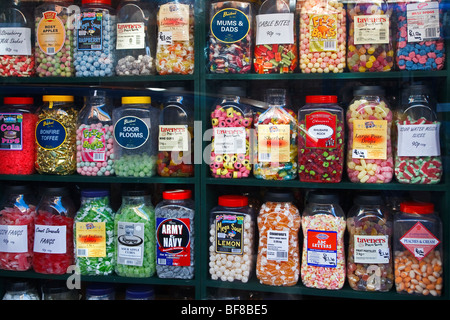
[81,189,110,198]
[86,283,115,296]
[125,285,154,300]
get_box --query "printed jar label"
[215,213,245,254]
[77,11,103,51]
[0,113,23,150]
[116,22,145,50]
[35,118,67,150]
[211,8,250,44]
[305,111,337,148]
[306,229,337,267]
[75,222,106,258]
[159,125,189,152]
[33,225,67,254]
[267,230,289,261]
[0,225,28,253]
[407,1,440,42]
[158,3,190,44]
[354,235,390,264]
[114,116,150,150]
[213,127,246,154]
[309,14,337,52]
[0,27,32,55]
[37,11,66,55]
[258,124,290,162]
[156,218,191,266]
[352,119,387,159]
[397,123,440,157]
[354,14,389,45]
[255,13,294,45]
[81,127,107,162]
[400,222,440,260]
[117,221,145,266]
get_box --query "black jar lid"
[353,193,384,206]
[41,186,70,196]
[4,184,33,195]
[307,191,340,204]
[354,85,385,97]
[264,190,294,203]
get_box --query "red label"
[307,229,337,252]
[399,222,440,261]
[305,111,337,148]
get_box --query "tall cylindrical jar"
[0,97,38,175]
[155,189,195,279]
[209,195,255,283]
[347,193,393,292]
[393,201,443,296]
[115,0,156,76]
[346,86,394,183]
[301,191,346,290]
[32,186,76,275]
[113,96,159,177]
[394,84,442,184]
[34,0,75,77]
[35,95,78,175]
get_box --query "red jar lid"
[82,0,111,4]
[218,195,248,207]
[4,97,34,105]
[305,95,338,104]
[162,189,192,200]
[400,201,434,214]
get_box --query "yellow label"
[159,4,190,42]
[75,222,106,258]
[37,11,66,55]
[352,120,387,159]
[309,14,337,52]
[258,124,290,162]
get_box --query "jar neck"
[122,195,151,205]
[81,196,110,206]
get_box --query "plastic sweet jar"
[300,191,346,290]
[298,95,344,182]
[35,95,78,175]
[0,184,36,271]
[347,193,394,292]
[157,91,194,177]
[155,0,195,75]
[0,0,35,77]
[254,88,298,180]
[155,189,195,279]
[74,189,115,276]
[76,90,115,176]
[394,0,445,71]
[210,87,253,179]
[393,201,443,296]
[115,0,156,76]
[209,195,255,283]
[0,97,38,175]
[41,280,79,300]
[2,280,40,300]
[347,0,394,72]
[85,282,115,300]
[125,285,155,300]
[394,84,442,184]
[256,191,301,286]
[74,0,116,77]
[34,0,75,77]
[208,0,254,73]
[346,86,394,183]
[32,186,76,275]
[114,188,156,278]
[112,96,159,177]
[298,0,346,73]
[254,0,297,74]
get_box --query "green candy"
[114,154,157,177]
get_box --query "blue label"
[114,116,149,149]
[36,118,67,149]
[211,8,250,43]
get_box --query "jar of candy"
[155,0,195,75]
[33,186,76,275]
[299,0,346,73]
[114,188,156,277]
[35,95,78,175]
[347,0,394,72]
[0,97,38,175]
[394,84,442,184]
[298,95,344,183]
[2,280,40,300]
[41,280,79,300]
[74,0,116,77]
[300,191,345,290]
[209,195,255,283]
[254,88,298,180]
[256,191,300,286]
[208,0,254,73]
[125,285,154,300]
[113,96,159,177]
[347,193,393,292]
[346,86,394,183]
[210,87,253,179]
[76,90,114,176]
[74,189,115,276]
[155,189,195,279]
[157,91,194,177]
[0,1,35,77]
[0,184,36,271]
[85,282,115,300]
[395,0,445,71]
[115,0,156,76]
[34,0,75,77]
[394,201,443,296]
[254,0,297,73]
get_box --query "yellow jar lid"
[122,96,151,105]
[42,95,74,102]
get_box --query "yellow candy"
[358,66,366,72]
[367,47,375,55]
